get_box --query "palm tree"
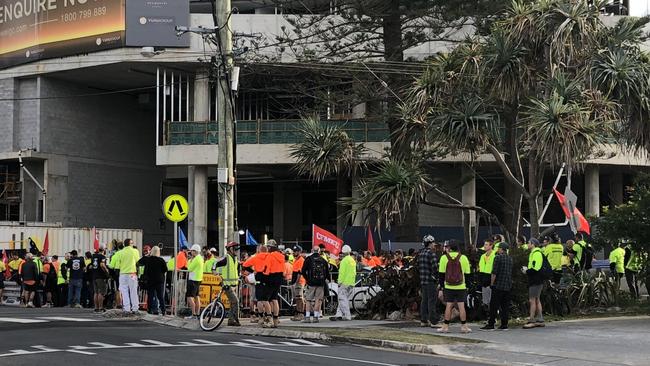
[290,0,650,242]
[398,0,650,238]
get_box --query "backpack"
[579,241,594,270]
[444,253,464,286]
[306,256,327,286]
[540,253,553,280]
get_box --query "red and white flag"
[312,224,343,256]
[93,227,100,251]
[42,230,50,256]
[553,188,590,235]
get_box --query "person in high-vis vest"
[609,243,626,290]
[523,238,545,329]
[204,248,217,273]
[478,240,496,307]
[185,244,204,319]
[57,253,70,307]
[543,234,564,284]
[624,245,643,299]
[212,241,241,326]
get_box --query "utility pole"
[215,0,235,256]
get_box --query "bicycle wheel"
[351,290,370,315]
[199,301,226,331]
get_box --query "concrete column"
[193,70,210,121]
[610,170,624,206]
[585,165,600,217]
[187,166,195,243]
[461,167,476,246]
[190,69,210,246]
[336,175,350,237]
[273,182,285,242]
[193,166,208,246]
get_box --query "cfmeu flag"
[246,230,258,245]
[554,188,590,235]
[312,224,342,256]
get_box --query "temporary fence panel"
[1,281,21,306]
[0,225,143,256]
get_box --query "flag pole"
[172,222,178,316]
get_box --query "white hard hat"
[191,244,201,252]
[341,245,352,254]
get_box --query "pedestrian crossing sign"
[162,194,189,222]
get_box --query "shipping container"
[0,223,143,256]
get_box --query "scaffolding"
[0,163,21,221]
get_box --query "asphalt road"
[0,307,489,366]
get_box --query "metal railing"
[164,119,390,145]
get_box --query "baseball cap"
[209,247,217,253]
[190,244,201,252]
[341,245,352,254]
[293,245,303,253]
[530,238,540,246]
[499,243,510,251]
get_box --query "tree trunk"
[382,0,419,242]
[527,158,541,238]
[336,172,351,238]
[501,111,523,242]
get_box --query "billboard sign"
[125,0,189,47]
[0,0,190,69]
[0,0,127,68]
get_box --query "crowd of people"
[414,232,643,333]
[2,231,641,335]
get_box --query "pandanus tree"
[290,0,650,241]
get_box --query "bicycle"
[199,286,227,331]
[351,271,383,315]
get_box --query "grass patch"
[289,326,483,345]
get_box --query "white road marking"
[0,317,48,323]
[230,345,400,366]
[241,339,275,346]
[31,345,60,352]
[67,350,97,355]
[192,339,224,345]
[284,339,326,347]
[141,340,174,346]
[7,349,31,354]
[87,342,120,348]
[36,317,98,322]
[0,337,331,358]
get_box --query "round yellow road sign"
[162,194,189,222]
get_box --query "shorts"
[94,278,108,296]
[186,280,200,298]
[262,273,283,302]
[528,284,543,298]
[45,279,57,292]
[304,285,325,302]
[24,283,38,292]
[443,288,467,304]
[0,278,4,289]
[293,284,304,299]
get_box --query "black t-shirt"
[92,253,108,280]
[66,257,86,280]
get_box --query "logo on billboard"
[139,17,147,25]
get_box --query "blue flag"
[246,230,258,245]
[179,228,188,249]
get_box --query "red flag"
[312,224,343,256]
[553,189,590,235]
[42,230,49,256]
[2,250,9,280]
[367,226,375,254]
[93,227,100,251]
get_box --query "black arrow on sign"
[167,200,186,217]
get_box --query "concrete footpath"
[141,314,650,366]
